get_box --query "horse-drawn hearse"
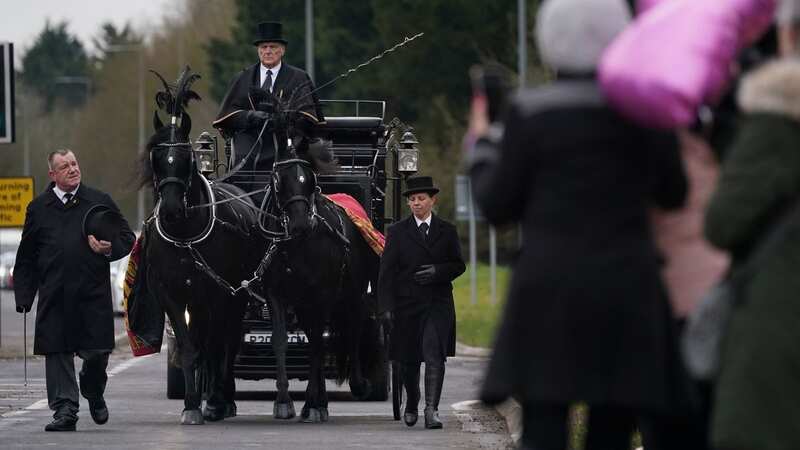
[135,70,419,423]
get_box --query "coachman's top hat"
[82,204,125,244]
[253,22,288,46]
[402,176,440,197]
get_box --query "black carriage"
[165,100,417,416]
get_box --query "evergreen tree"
[20,21,90,112]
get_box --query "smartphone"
[469,64,510,123]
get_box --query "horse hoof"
[319,407,329,422]
[301,407,323,423]
[350,379,373,401]
[202,404,225,422]
[181,409,205,425]
[274,402,296,420]
[224,402,237,418]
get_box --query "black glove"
[413,264,436,285]
[380,310,393,334]
[16,303,31,313]
[246,110,270,128]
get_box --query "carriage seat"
[320,116,383,129]
[317,117,384,148]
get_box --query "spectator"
[705,58,800,450]
[464,0,691,448]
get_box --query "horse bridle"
[153,141,195,194]
[152,140,219,246]
[271,157,319,221]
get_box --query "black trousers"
[521,403,637,450]
[45,350,110,420]
[521,401,711,450]
[422,316,445,367]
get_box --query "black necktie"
[63,193,73,205]
[263,69,273,92]
[419,222,429,241]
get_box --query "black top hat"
[402,176,440,197]
[82,204,125,243]
[253,22,288,46]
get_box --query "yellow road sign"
[0,177,34,227]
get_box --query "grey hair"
[47,149,75,170]
[536,0,631,73]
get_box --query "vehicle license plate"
[243,332,308,344]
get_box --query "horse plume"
[150,67,202,135]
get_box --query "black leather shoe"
[424,407,443,429]
[88,398,109,425]
[45,417,77,432]
[403,363,421,427]
[403,410,418,427]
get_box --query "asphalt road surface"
[0,292,513,449]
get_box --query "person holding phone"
[464,0,692,448]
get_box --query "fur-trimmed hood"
[738,58,800,121]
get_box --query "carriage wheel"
[391,361,403,420]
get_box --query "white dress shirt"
[414,214,432,234]
[53,185,79,204]
[260,62,282,92]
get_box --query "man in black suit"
[378,176,466,429]
[213,21,325,197]
[14,149,135,431]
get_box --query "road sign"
[0,177,34,227]
[454,174,484,222]
[0,42,14,144]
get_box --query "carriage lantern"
[194,131,216,174]
[397,131,420,175]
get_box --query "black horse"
[138,68,265,424]
[261,142,382,422]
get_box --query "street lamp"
[194,131,217,175]
[397,130,420,175]
[105,44,145,229]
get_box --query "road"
[0,292,513,449]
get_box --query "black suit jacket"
[213,62,325,172]
[14,183,135,354]
[377,214,465,362]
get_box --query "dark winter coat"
[706,59,800,450]
[14,183,135,354]
[468,79,688,412]
[378,214,466,363]
[213,62,324,172]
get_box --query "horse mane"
[297,138,338,174]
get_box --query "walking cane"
[23,311,27,387]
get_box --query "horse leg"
[269,295,295,419]
[222,292,248,418]
[166,302,204,425]
[301,322,325,423]
[201,327,227,422]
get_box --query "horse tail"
[331,222,383,384]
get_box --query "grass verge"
[452,263,509,348]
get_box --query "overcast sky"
[1,0,178,64]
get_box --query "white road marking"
[0,353,152,420]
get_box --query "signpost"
[0,177,34,348]
[455,175,497,305]
[0,42,14,144]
